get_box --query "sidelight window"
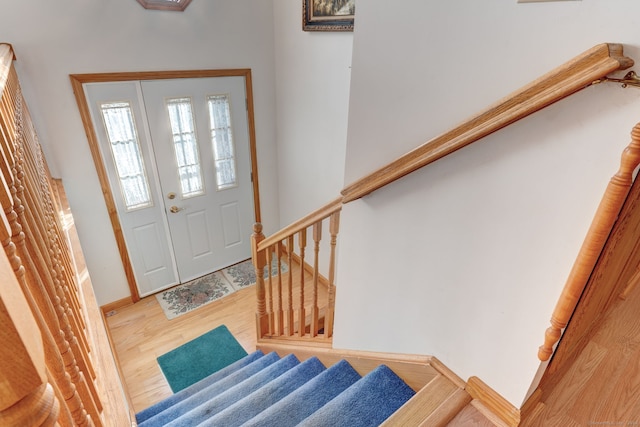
[100,101,152,210]
[207,94,237,190]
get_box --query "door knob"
[167,192,176,199]
[170,205,183,213]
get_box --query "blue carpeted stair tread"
[297,364,416,427]
[198,357,326,427]
[135,350,265,423]
[139,351,282,427]
[240,359,362,427]
[163,353,301,427]
[138,351,416,427]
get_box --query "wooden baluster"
[275,243,284,336]
[3,86,100,424]
[1,137,95,426]
[0,212,85,427]
[32,139,86,336]
[298,229,307,337]
[286,235,294,336]
[47,177,81,299]
[0,227,60,427]
[1,88,87,427]
[16,115,101,418]
[539,122,640,361]
[19,107,89,353]
[325,211,340,339]
[19,149,92,368]
[31,140,95,380]
[266,249,274,336]
[251,223,268,339]
[311,221,321,337]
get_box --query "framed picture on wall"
[303,0,355,32]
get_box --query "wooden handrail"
[538,122,640,361]
[341,43,634,203]
[258,197,342,250]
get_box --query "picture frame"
[303,0,355,32]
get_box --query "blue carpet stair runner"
[137,350,416,427]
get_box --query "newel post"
[251,223,268,339]
[538,122,640,361]
[0,250,60,426]
[325,210,340,338]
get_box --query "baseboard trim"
[466,376,520,427]
[101,297,134,316]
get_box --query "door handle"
[170,205,183,213]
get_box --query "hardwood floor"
[105,260,324,413]
[522,266,640,426]
[448,402,506,427]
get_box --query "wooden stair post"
[539,122,640,361]
[0,232,60,427]
[252,223,268,339]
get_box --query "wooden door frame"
[70,69,262,303]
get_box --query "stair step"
[380,374,471,427]
[138,352,418,427]
[198,357,326,427]
[139,351,282,426]
[164,354,300,426]
[241,359,362,427]
[297,364,416,427]
[135,350,265,424]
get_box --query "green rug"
[157,324,248,392]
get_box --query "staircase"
[135,350,416,426]
[135,346,513,426]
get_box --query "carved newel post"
[251,223,268,338]
[539,122,640,361]
[0,252,60,426]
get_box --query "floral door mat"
[156,258,288,319]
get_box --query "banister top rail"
[257,197,342,251]
[0,44,15,101]
[341,43,634,203]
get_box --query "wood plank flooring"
[448,404,503,427]
[522,263,640,426]
[105,261,324,413]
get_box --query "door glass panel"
[100,102,152,210]
[166,97,204,198]
[207,94,237,190]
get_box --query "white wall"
[0,0,278,305]
[335,0,640,406]
[6,0,637,408]
[272,0,352,225]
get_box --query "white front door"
[84,76,255,296]
[141,77,255,282]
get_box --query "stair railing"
[0,43,101,426]
[253,43,637,354]
[252,197,341,341]
[0,43,132,426]
[538,123,640,361]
